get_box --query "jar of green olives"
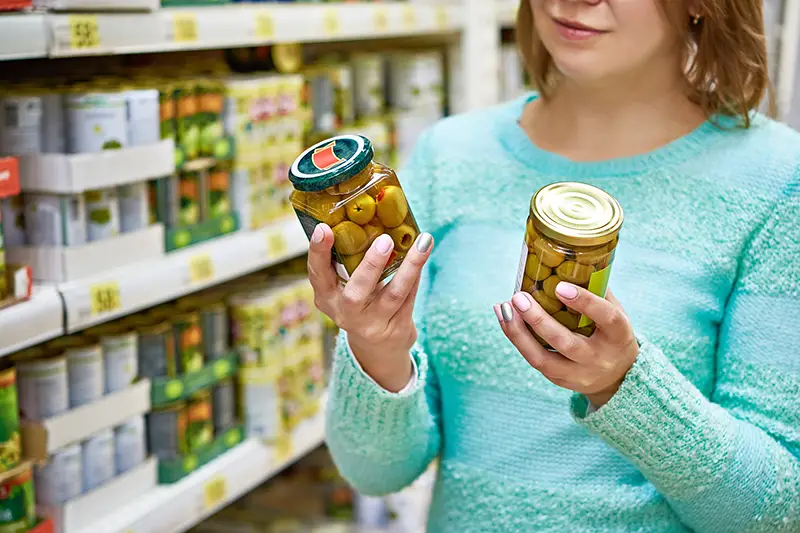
[516,182,623,346]
[289,134,420,281]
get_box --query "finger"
[393,277,421,323]
[373,232,433,318]
[510,292,590,362]
[307,224,338,292]
[554,282,631,342]
[496,301,577,379]
[342,234,396,310]
[605,289,624,311]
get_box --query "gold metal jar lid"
[530,182,623,247]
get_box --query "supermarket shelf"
[59,217,308,333]
[88,404,326,533]
[496,1,517,27]
[0,285,63,357]
[0,12,48,60]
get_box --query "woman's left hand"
[495,282,639,408]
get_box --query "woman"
[309,0,800,531]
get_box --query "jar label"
[578,250,615,328]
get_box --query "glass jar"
[289,134,420,281]
[515,182,623,347]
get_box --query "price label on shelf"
[203,475,227,511]
[402,5,416,30]
[274,433,292,464]
[189,253,215,285]
[322,8,340,36]
[68,15,101,50]
[435,6,449,30]
[90,282,121,316]
[265,229,289,259]
[373,6,389,33]
[254,12,275,40]
[172,12,198,43]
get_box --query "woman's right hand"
[307,223,434,392]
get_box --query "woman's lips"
[553,18,606,41]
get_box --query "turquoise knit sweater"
[325,94,800,532]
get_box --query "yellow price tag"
[254,12,275,40]
[172,13,198,43]
[322,8,340,36]
[265,229,288,259]
[435,6,448,30]
[373,6,389,33]
[189,253,215,284]
[402,5,416,30]
[68,15,101,50]
[90,282,121,316]
[274,433,292,463]
[203,475,227,510]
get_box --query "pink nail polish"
[311,225,323,243]
[556,282,579,300]
[512,292,531,312]
[375,234,393,254]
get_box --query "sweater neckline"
[500,92,728,178]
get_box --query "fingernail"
[415,233,433,253]
[500,302,514,322]
[493,304,502,323]
[375,234,393,254]
[556,282,579,300]
[512,292,531,312]
[311,225,323,244]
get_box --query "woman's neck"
[520,69,707,162]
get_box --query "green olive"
[362,218,385,245]
[556,261,595,285]
[521,275,535,293]
[532,289,562,315]
[375,185,409,228]
[575,244,609,266]
[576,324,596,338]
[525,218,538,250]
[342,252,366,275]
[332,221,368,255]
[542,275,561,299]
[387,223,418,252]
[313,193,346,226]
[525,253,552,281]
[533,238,565,268]
[346,194,377,225]
[553,310,580,331]
[337,171,372,195]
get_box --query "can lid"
[288,135,374,192]
[530,182,623,247]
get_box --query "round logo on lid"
[289,135,373,192]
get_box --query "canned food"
[138,321,177,379]
[147,402,187,459]
[179,171,201,226]
[85,188,121,242]
[186,389,213,451]
[95,328,138,394]
[289,134,419,281]
[307,69,335,134]
[33,443,82,505]
[118,182,150,233]
[173,313,204,374]
[200,303,228,360]
[23,193,86,247]
[0,95,43,156]
[0,370,20,474]
[239,366,280,442]
[208,165,231,219]
[65,341,104,408]
[175,83,199,160]
[125,89,160,147]
[82,428,115,491]
[147,179,159,226]
[159,84,176,142]
[0,197,26,247]
[0,464,35,532]
[41,92,65,154]
[352,54,385,119]
[16,356,69,420]
[114,415,145,475]
[197,80,224,158]
[212,378,236,434]
[516,182,623,346]
[65,92,128,154]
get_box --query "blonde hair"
[516,0,772,127]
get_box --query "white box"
[39,457,158,533]
[7,224,165,283]
[19,140,174,194]
[21,379,151,460]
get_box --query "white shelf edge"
[0,285,64,357]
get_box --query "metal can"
[178,171,201,226]
[16,356,69,421]
[307,69,336,134]
[0,464,35,532]
[65,341,105,408]
[118,182,150,234]
[238,366,280,442]
[33,443,83,505]
[95,328,138,394]
[125,89,160,147]
[352,53,385,119]
[84,188,121,242]
[0,197,26,247]
[114,415,145,475]
[207,165,231,220]
[65,92,128,154]
[41,92,66,154]
[137,321,177,379]
[0,369,20,474]
[186,389,213,452]
[147,402,187,459]
[200,303,228,361]
[516,182,624,346]
[173,313,204,374]
[82,428,115,492]
[23,193,87,247]
[0,95,43,156]
[212,378,235,434]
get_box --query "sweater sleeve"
[324,129,443,496]
[571,183,800,532]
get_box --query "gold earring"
[692,14,701,25]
